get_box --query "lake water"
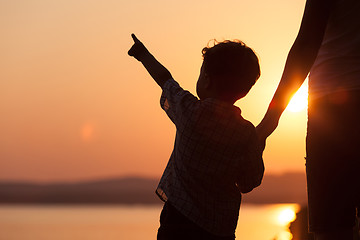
[0,204,299,240]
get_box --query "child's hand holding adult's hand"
[128,34,149,61]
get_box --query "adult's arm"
[257,0,338,142]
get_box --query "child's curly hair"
[202,40,260,99]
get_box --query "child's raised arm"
[128,34,172,88]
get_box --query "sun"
[286,84,308,112]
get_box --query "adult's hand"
[256,114,279,152]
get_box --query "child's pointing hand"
[128,34,149,61]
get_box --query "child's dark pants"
[157,202,235,240]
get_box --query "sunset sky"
[1,0,308,182]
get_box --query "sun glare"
[286,84,308,112]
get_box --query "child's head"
[196,40,260,102]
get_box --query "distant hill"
[0,177,160,205]
[0,172,307,205]
[243,172,307,204]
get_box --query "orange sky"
[0,0,308,182]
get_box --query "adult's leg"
[306,91,360,237]
[313,228,353,240]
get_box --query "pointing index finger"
[131,33,140,43]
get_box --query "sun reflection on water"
[274,231,293,240]
[277,208,297,226]
[272,204,300,240]
[236,204,300,240]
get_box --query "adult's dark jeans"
[306,90,360,233]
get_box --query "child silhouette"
[129,34,264,240]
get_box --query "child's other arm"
[128,34,172,88]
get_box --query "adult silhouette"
[257,0,360,239]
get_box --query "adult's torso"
[309,0,360,98]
